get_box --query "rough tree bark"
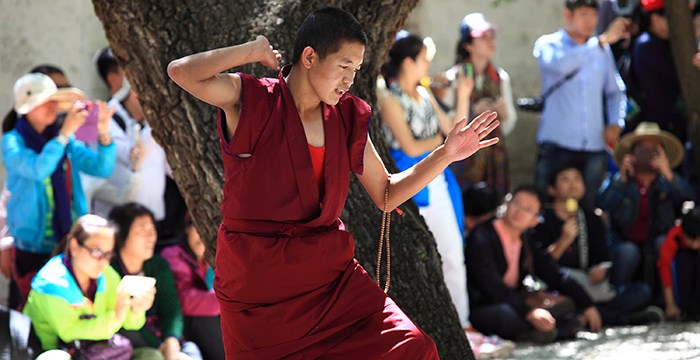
[91,1,473,358]
[667,1,700,188]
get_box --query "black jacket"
[532,208,610,270]
[465,218,594,318]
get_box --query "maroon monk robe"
[213,66,438,359]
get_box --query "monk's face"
[308,40,365,105]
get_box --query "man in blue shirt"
[533,0,629,209]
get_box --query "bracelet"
[98,133,112,146]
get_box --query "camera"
[516,96,544,113]
[632,145,658,173]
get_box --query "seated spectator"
[2,73,116,308]
[160,215,224,360]
[109,203,202,360]
[466,185,602,343]
[22,215,149,357]
[533,166,662,326]
[598,122,694,290]
[463,181,500,235]
[658,204,700,321]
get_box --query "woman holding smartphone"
[2,72,116,309]
[109,202,202,360]
[23,214,151,357]
[440,13,518,201]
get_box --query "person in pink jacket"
[160,215,223,360]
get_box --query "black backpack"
[0,305,42,360]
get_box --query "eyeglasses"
[508,200,539,218]
[78,243,114,261]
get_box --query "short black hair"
[292,7,367,64]
[94,47,120,85]
[29,64,65,77]
[682,207,700,238]
[108,202,156,252]
[547,165,584,188]
[510,184,544,212]
[462,182,499,217]
[565,0,599,10]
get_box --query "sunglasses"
[78,243,115,261]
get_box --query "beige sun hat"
[613,122,684,168]
[13,73,86,115]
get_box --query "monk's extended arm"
[357,111,499,211]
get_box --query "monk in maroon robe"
[168,7,500,359]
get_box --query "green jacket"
[23,255,145,350]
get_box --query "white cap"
[460,13,497,39]
[13,73,86,115]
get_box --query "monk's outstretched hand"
[444,111,500,161]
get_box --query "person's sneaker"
[465,328,515,359]
[628,306,664,325]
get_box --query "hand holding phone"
[118,275,156,297]
[74,101,100,143]
[598,261,613,270]
[462,63,473,78]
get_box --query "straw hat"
[613,122,684,168]
[13,73,85,115]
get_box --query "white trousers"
[418,173,470,328]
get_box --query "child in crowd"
[658,205,700,321]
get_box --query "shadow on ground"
[509,322,700,360]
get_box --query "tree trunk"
[91,1,472,358]
[667,1,700,188]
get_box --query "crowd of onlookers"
[1,48,223,359]
[379,0,700,358]
[1,0,700,359]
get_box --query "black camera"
[516,96,544,113]
[633,145,659,173]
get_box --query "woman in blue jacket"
[2,72,116,308]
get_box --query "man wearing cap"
[92,48,183,247]
[631,0,694,144]
[1,73,116,308]
[598,122,694,290]
[533,0,629,209]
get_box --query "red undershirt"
[308,144,326,192]
[627,180,651,244]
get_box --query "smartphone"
[74,101,100,144]
[118,275,156,297]
[598,261,613,270]
[462,63,473,78]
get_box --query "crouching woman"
[23,215,153,358]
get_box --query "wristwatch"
[56,133,70,145]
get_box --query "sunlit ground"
[509,322,700,360]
